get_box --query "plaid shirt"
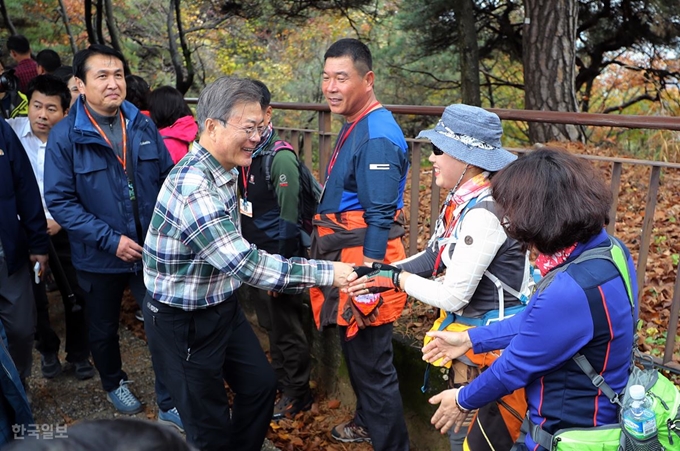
[14,59,38,93]
[143,142,334,310]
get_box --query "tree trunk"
[104,0,123,54]
[58,0,78,55]
[167,0,194,94]
[85,0,96,44]
[0,0,16,35]
[96,0,105,45]
[453,0,480,106]
[522,0,583,143]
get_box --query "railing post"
[303,131,313,173]
[607,162,622,235]
[636,166,661,300]
[664,266,680,366]
[290,130,300,153]
[318,111,332,181]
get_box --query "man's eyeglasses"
[431,144,445,156]
[216,119,265,139]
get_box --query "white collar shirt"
[7,117,52,220]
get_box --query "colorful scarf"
[534,243,578,277]
[436,172,491,239]
[429,172,491,275]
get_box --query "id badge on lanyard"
[239,198,253,217]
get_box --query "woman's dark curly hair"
[491,147,611,255]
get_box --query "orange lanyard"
[84,107,128,171]
[325,101,381,184]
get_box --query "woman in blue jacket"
[422,148,637,450]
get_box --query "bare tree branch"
[85,0,96,44]
[104,0,123,53]
[57,0,78,55]
[602,93,658,114]
[0,0,17,35]
[96,0,105,44]
[174,0,194,93]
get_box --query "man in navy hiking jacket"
[43,45,179,427]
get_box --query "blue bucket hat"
[417,104,516,172]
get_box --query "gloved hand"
[343,293,382,340]
[353,262,402,294]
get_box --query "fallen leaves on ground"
[266,399,373,451]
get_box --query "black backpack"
[261,140,321,240]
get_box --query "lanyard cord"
[241,166,251,199]
[325,101,381,185]
[83,107,128,171]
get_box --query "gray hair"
[196,76,262,134]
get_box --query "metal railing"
[188,99,680,371]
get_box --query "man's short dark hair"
[7,35,30,54]
[26,75,71,112]
[125,74,150,110]
[52,65,74,84]
[250,79,271,109]
[36,49,61,73]
[491,147,612,255]
[73,44,128,82]
[148,85,193,130]
[324,38,372,75]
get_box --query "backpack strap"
[573,353,621,404]
[451,193,531,322]
[527,418,556,450]
[262,140,296,191]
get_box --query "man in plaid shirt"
[143,76,353,451]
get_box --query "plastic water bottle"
[622,384,657,441]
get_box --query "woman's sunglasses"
[431,144,444,156]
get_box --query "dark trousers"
[253,288,311,398]
[144,294,277,451]
[339,323,410,451]
[33,231,89,362]
[75,270,171,410]
[0,260,36,380]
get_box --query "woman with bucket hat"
[347,104,531,450]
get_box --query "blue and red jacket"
[458,229,636,451]
[317,107,408,260]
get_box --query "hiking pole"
[47,239,82,313]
